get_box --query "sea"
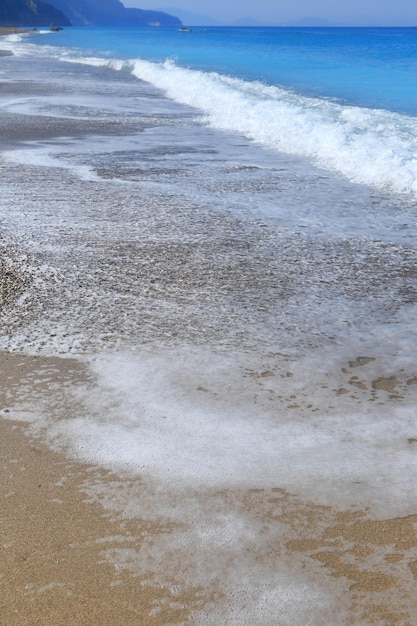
[1,26,417,624]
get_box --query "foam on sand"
[3,347,417,624]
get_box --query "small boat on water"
[179,27,192,32]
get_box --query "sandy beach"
[1,350,417,624]
[1,40,417,624]
[0,28,28,37]
[1,349,417,625]
[0,47,201,623]
[0,354,202,626]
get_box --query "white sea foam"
[66,55,417,194]
[2,33,23,43]
[1,46,416,621]
[3,144,98,181]
[4,30,417,194]
[9,347,413,518]
[6,344,416,622]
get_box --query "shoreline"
[0,373,199,625]
[0,27,29,36]
[0,26,28,55]
[1,42,417,624]
[1,350,417,624]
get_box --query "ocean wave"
[65,54,417,194]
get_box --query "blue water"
[2,22,416,359]
[11,25,416,195]
[35,26,417,114]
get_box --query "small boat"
[179,27,192,32]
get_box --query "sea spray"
[63,54,417,194]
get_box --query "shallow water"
[0,43,417,624]
[5,27,417,192]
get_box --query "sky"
[123,0,416,26]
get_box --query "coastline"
[0,353,199,625]
[1,351,417,624]
[0,26,28,55]
[1,41,417,625]
[0,27,28,36]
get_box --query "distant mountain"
[283,17,335,27]
[234,17,261,27]
[0,0,70,26]
[47,0,182,26]
[157,6,219,26]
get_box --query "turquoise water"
[30,26,417,114]
[10,25,417,194]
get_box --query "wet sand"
[0,27,27,40]
[1,350,417,625]
[1,49,417,625]
[0,74,207,620]
[0,353,202,626]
